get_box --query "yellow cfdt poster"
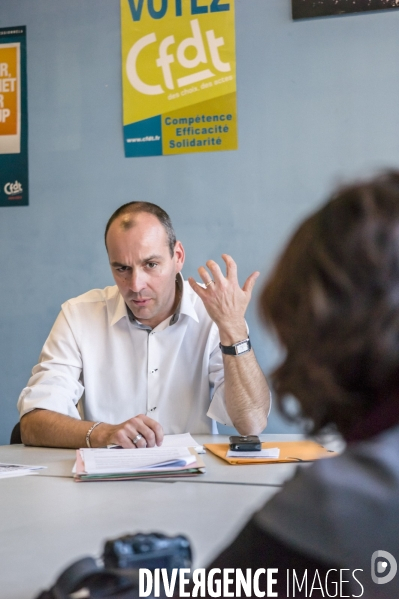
[121,0,237,157]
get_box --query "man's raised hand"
[188,254,259,343]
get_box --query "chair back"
[10,422,22,444]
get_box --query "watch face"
[236,341,249,354]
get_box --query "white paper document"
[0,463,46,479]
[160,433,204,453]
[80,447,197,474]
[226,448,280,459]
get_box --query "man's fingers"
[242,271,260,294]
[118,422,148,448]
[192,257,239,290]
[198,265,214,285]
[221,254,238,280]
[132,421,154,447]
[205,260,224,283]
[111,415,164,449]
[136,415,164,447]
[188,276,207,299]
[110,428,136,449]
[144,416,164,446]
[132,432,148,448]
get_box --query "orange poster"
[0,27,28,207]
[0,45,19,138]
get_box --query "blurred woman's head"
[261,172,399,438]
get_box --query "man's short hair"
[260,171,399,437]
[105,201,177,257]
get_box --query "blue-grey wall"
[1,0,399,444]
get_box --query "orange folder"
[204,440,337,465]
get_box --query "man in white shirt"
[18,202,270,448]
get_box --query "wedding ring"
[205,280,214,288]
[132,434,143,445]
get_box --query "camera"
[34,532,192,599]
[104,532,192,572]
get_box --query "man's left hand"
[188,254,259,343]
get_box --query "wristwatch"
[219,338,251,356]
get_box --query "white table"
[0,434,340,486]
[0,435,343,599]
[0,473,276,599]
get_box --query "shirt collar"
[109,273,199,328]
[109,290,129,327]
[177,273,199,324]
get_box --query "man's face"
[106,213,184,329]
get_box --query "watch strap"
[219,338,251,356]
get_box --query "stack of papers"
[74,446,205,482]
[0,463,46,479]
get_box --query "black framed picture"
[292,0,399,20]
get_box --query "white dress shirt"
[18,278,233,434]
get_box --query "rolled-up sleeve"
[17,309,84,419]
[206,325,233,426]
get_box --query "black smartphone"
[229,435,261,451]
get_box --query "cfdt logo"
[371,551,397,585]
[4,180,23,195]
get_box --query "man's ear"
[174,240,185,272]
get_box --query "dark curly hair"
[260,172,399,437]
